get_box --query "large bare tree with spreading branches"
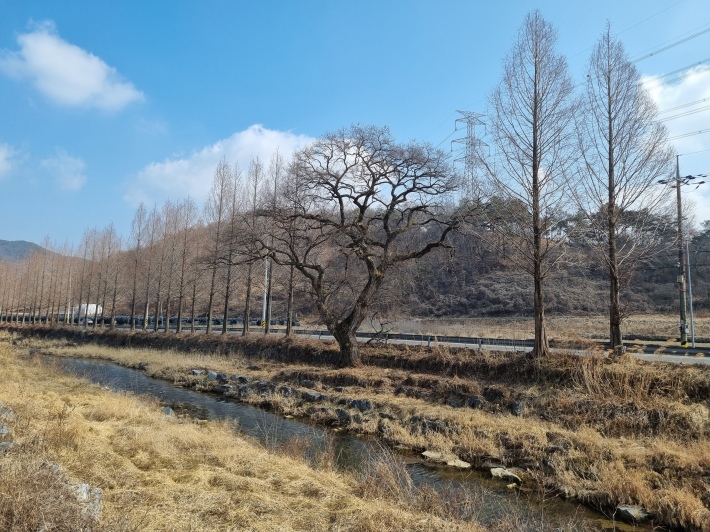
[576,24,674,350]
[260,125,461,367]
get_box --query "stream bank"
[5,324,710,530]
[38,353,635,531]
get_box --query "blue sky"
[1,0,709,246]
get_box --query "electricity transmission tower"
[451,111,487,199]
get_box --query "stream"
[40,354,643,531]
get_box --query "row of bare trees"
[473,12,675,357]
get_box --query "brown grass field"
[2,324,710,531]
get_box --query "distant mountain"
[0,240,47,261]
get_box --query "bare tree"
[219,164,244,334]
[188,222,208,332]
[96,224,121,328]
[151,203,173,332]
[576,24,674,350]
[242,157,264,335]
[106,231,123,330]
[74,231,92,326]
[46,241,62,324]
[61,242,76,325]
[0,261,11,322]
[141,207,162,331]
[261,125,461,367]
[263,151,285,335]
[129,203,148,331]
[484,11,577,358]
[175,198,199,333]
[204,160,232,334]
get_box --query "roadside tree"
[484,11,578,358]
[576,24,674,350]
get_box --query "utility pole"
[660,157,707,346]
[675,156,688,345]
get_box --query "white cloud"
[0,144,15,178]
[646,67,710,226]
[0,20,143,112]
[125,124,315,206]
[41,149,88,190]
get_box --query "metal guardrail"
[111,323,535,349]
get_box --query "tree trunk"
[332,321,362,367]
[285,265,294,337]
[153,277,163,333]
[532,269,549,358]
[110,268,119,330]
[222,259,233,335]
[609,270,623,349]
[129,258,138,330]
[242,262,253,336]
[206,264,217,334]
[264,258,272,335]
[190,281,197,333]
[608,207,623,349]
[164,298,170,333]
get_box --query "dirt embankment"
[5,324,710,531]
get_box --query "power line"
[435,129,457,149]
[569,1,689,60]
[658,104,710,122]
[632,24,710,62]
[643,58,710,84]
[658,97,710,114]
[680,147,710,156]
[669,127,710,140]
[617,0,687,36]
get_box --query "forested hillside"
[0,240,46,262]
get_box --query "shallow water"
[41,354,646,531]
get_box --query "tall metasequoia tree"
[141,207,162,331]
[162,202,182,333]
[261,125,461,367]
[263,151,285,335]
[242,157,263,335]
[176,197,199,333]
[486,11,577,358]
[577,24,673,350]
[204,161,232,334]
[219,164,243,334]
[129,203,148,331]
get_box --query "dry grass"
[0,450,99,531]
[0,338,484,531]
[5,327,710,530]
